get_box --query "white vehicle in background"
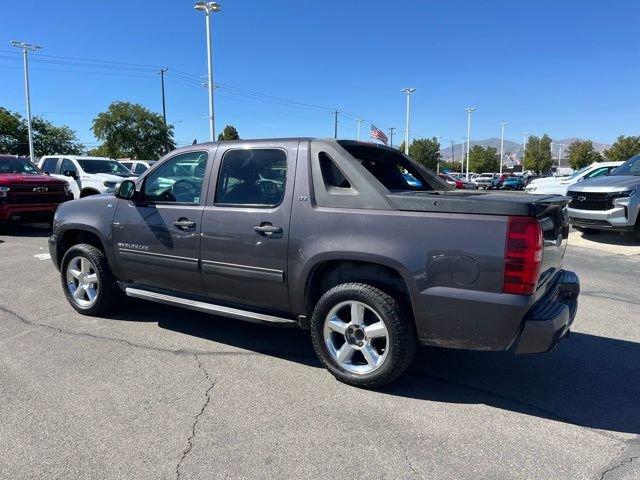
[38,156,136,198]
[473,172,496,189]
[524,161,623,195]
[119,159,157,176]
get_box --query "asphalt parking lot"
[1,225,639,480]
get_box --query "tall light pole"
[356,118,363,141]
[10,41,41,163]
[464,107,476,179]
[521,132,528,165]
[388,127,395,148]
[557,143,564,168]
[194,2,221,142]
[499,122,508,175]
[401,88,416,154]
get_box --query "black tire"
[60,243,120,316]
[310,282,416,388]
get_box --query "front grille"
[9,193,66,204]
[568,191,614,211]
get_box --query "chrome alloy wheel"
[66,256,100,308]
[323,300,389,375]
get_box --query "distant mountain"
[439,137,611,163]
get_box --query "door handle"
[253,224,282,236]
[173,218,196,230]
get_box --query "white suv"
[39,156,135,198]
[524,161,623,196]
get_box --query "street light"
[464,107,476,179]
[521,132,529,165]
[10,41,41,163]
[356,118,363,141]
[194,1,221,142]
[401,88,416,155]
[499,122,508,175]
[557,143,565,168]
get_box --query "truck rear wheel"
[60,243,119,316]
[310,283,416,388]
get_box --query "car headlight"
[609,187,637,199]
[526,186,536,192]
[0,186,9,198]
[103,181,117,188]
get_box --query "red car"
[0,155,73,224]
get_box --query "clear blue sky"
[1,0,639,149]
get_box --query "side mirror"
[62,169,77,179]
[115,180,137,200]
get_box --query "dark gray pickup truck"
[49,139,579,387]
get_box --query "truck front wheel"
[310,283,416,388]
[60,243,120,316]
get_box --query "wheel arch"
[56,226,109,269]
[302,255,416,320]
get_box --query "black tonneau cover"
[387,190,569,217]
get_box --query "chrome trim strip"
[118,249,198,263]
[124,287,297,325]
[201,259,282,274]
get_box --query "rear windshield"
[611,155,640,176]
[0,157,40,174]
[338,142,449,192]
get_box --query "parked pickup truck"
[48,139,579,387]
[0,155,73,225]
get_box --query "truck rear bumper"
[415,269,579,353]
[514,269,579,354]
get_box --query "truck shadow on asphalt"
[120,299,640,435]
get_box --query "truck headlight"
[610,187,637,199]
[0,186,9,198]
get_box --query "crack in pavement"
[581,291,640,307]
[599,456,639,480]
[175,355,216,480]
[0,303,262,359]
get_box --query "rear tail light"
[455,180,464,189]
[503,216,543,295]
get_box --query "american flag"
[370,125,388,145]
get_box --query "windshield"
[611,155,640,176]
[77,159,133,175]
[567,165,591,180]
[0,158,41,175]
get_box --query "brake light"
[455,180,464,189]
[503,216,543,295]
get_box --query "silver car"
[567,154,640,239]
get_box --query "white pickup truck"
[39,156,136,199]
[524,161,623,196]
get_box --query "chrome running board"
[125,287,298,326]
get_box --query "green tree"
[439,161,463,173]
[407,137,441,170]
[566,140,603,170]
[0,107,28,154]
[32,117,84,157]
[468,145,499,173]
[523,134,553,174]
[0,107,82,157]
[217,125,240,141]
[603,135,640,162]
[91,101,175,159]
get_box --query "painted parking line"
[33,253,51,261]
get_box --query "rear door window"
[215,149,287,207]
